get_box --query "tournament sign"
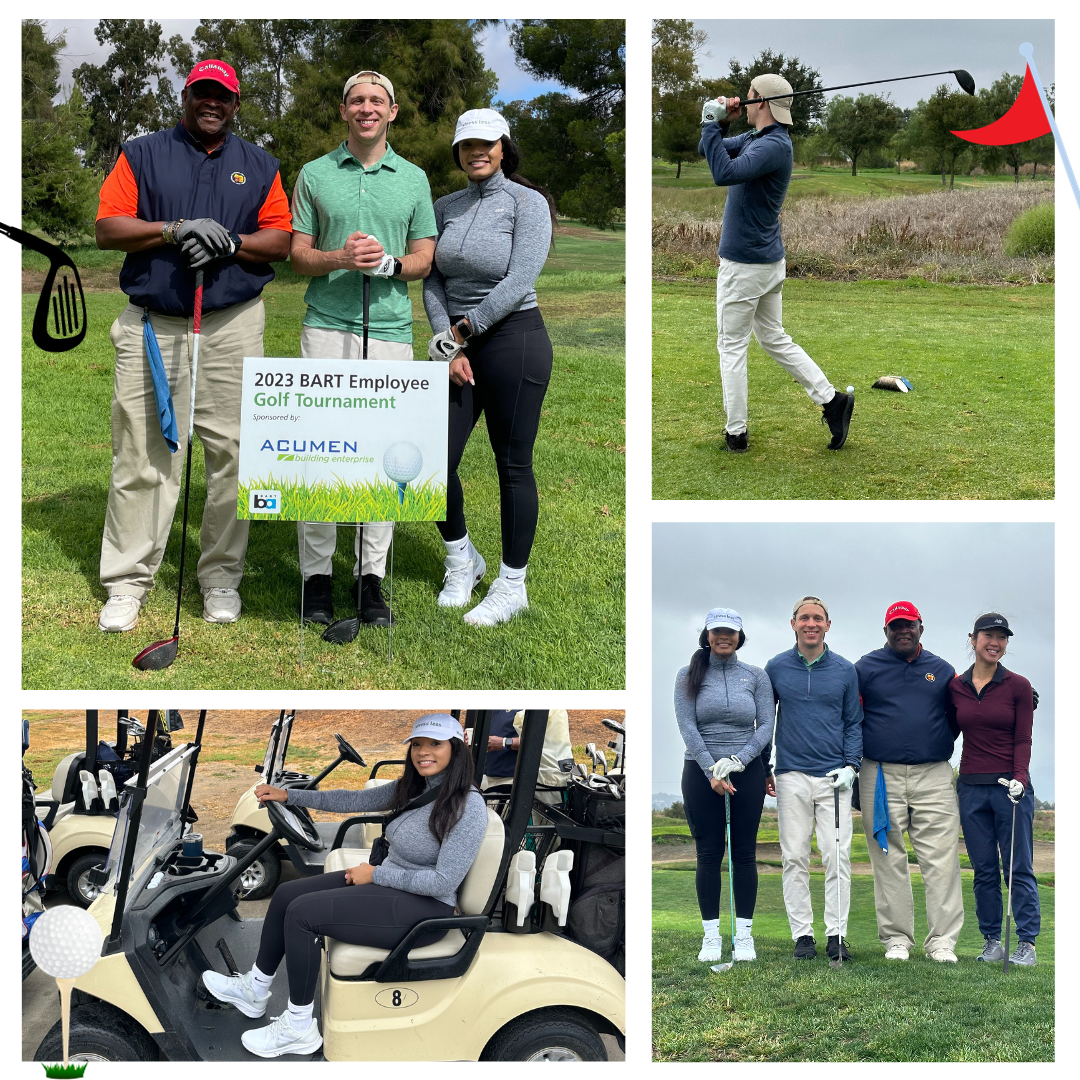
[237,357,448,522]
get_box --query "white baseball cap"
[453,108,511,147]
[705,608,743,632]
[405,714,464,743]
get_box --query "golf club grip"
[835,786,840,827]
[362,273,370,360]
[188,276,203,438]
[193,270,203,334]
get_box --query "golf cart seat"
[322,806,504,977]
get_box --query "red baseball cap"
[884,600,922,625]
[185,59,240,98]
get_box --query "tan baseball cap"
[343,70,395,104]
[750,74,793,125]
[792,595,829,619]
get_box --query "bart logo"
[231,171,247,185]
[925,673,936,682]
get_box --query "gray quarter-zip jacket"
[423,169,552,335]
[674,653,776,777]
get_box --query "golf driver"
[732,68,975,108]
[323,273,372,646]
[1003,794,1018,972]
[711,790,737,973]
[830,786,844,970]
[132,269,204,670]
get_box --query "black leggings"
[681,755,767,921]
[437,307,553,569]
[254,872,454,1006]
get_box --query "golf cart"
[35,709,625,1061]
[33,710,183,906]
[224,711,378,899]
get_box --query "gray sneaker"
[1009,941,1036,966]
[976,937,1005,963]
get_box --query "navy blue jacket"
[119,123,282,315]
[855,645,958,764]
[698,122,792,263]
[484,709,520,777]
[765,646,863,776]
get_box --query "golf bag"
[22,723,52,979]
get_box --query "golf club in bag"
[1003,795,1018,972]
[711,790,737,973]
[830,786,844,970]
[730,68,975,108]
[132,270,204,670]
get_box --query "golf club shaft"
[725,790,735,961]
[362,272,370,360]
[741,70,969,106]
[1003,798,1017,972]
[834,786,843,957]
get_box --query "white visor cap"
[405,714,465,743]
[705,608,743,632]
[453,108,511,147]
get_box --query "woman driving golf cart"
[202,714,487,1057]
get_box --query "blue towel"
[143,310,178,453]
[873,762,890,853]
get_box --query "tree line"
[22,18,625,243]
[653,20,1054,188]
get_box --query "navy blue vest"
[119,123,281,315]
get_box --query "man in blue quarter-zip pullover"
[765,596,862,961]
[855,601,962,963]
[698,75,854,453]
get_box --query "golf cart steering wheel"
[265,799,324,852]
[334,733,367,768]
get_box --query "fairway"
[653,867,1054,1061]
[22,229,625,689]
[652,277,1053,500]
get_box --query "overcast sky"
[691,20,1055,109]
[43,20,564,105]
[652,523,1055,802]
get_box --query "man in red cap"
[94,60,292,633]
[854,602,963,962]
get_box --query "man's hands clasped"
[176,217,239,269]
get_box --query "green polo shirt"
[291,141,437,343]
[798,644,829,668]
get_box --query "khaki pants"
[860,758,964,954]
[775,771,853,939]
[100,297,264,599]
[296,327,414,580]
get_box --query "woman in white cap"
[201,714,487,1057]
[423,108,558,626]
[674,608,775,964]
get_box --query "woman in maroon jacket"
[948,613,1039,966]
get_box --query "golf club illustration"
[382,441,423,505]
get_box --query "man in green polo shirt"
[289,69,437,627]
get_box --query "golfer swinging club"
[699,76,854,453]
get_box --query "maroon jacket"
[948,664,1034,789]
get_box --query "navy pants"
[958,781,1040,942]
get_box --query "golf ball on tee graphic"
[383,441,423,504]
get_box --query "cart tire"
[227,838,280,900]
[65,851,109,908]
[35,1001,159,1061]
[480,1008,607,1061]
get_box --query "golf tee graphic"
[951,44,1078,210]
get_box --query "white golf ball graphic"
[29,905,103,978]
[383,442,423,504]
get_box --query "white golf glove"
[711,755,744,780]
[701,98,724,125]
[826,766,857,790]
[367,252,396,277]
[998,777,1024,803]
[427,327,461,362]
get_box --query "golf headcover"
[428,327,462,361]
[872,375,913,392]
[701,98,724,125]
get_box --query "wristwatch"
[393,257,402,277]
[503,737,513,750]
[454,318,473,342]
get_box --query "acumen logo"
[249,490,281,513]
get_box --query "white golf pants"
[296,327,414,580]
[716,258,835,435]
[775,771,853,940]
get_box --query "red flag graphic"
[951,65,1051,145]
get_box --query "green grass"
[238,475,446,521]
[22,227,625,689]
[653,868,1054,1061]
[41,1065,89,1078]
[652,277,1053,500]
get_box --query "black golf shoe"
[301,574,334,625]
[725,431,748,453]
[821,390,854,450]
[793,935,817,959]
[826,936,852,961]
[356,574,393,626]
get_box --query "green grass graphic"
[42,1065,88,1078]
[238,475,446,522]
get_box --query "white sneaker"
[98,594,141,633]
[697,934,723,963]
[438,546,486,607]
[464,577,528,626]
[885,943,910,961]
[733,932,756,962]
[201,969,270,1018]
[928,947,958,963]
[202,587,241,623]
[241,1011,322,1058]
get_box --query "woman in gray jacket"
[201,714,487,1058]
[423,109,557,627]
[674,608,775,964]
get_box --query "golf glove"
[366,241,397,277]
[998,777,1025,803]
[711,755,744,780]
[428,327,462,361]
[826,765,857,791]
[701,99,726,125]
[177,218,233,257]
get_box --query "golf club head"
[829,958,844,970]
[710,961,734,973]
[322,616,360,644]
[132,636,179,671]
[34,259,87,352]
[953,69,976,95]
